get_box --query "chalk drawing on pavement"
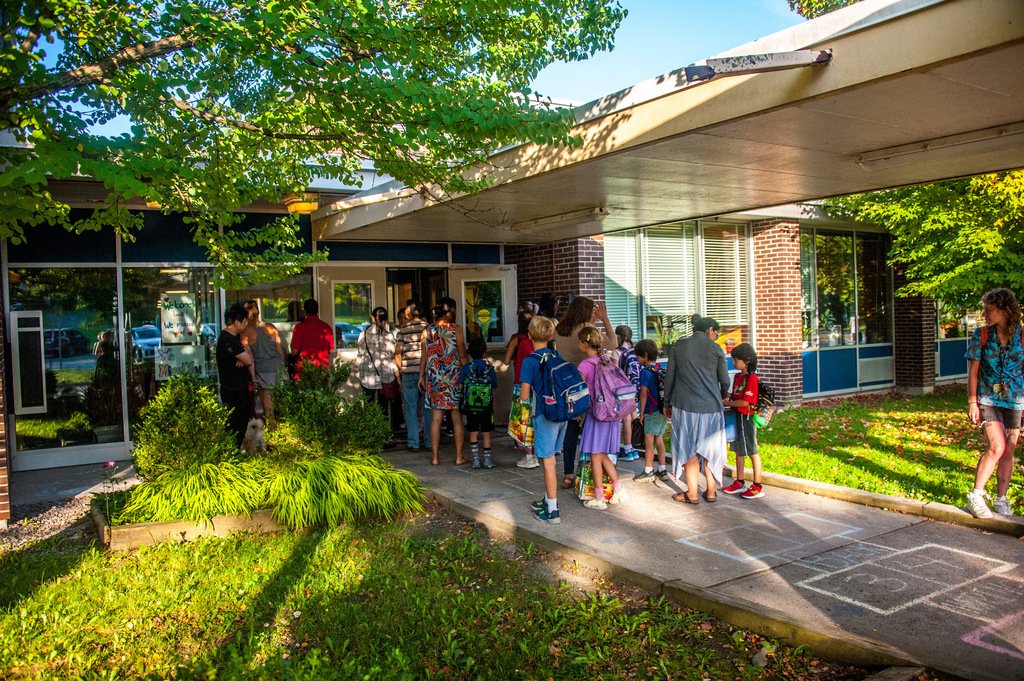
[675,512,862,563]
[961,609,1024,661]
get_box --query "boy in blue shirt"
[520,316,566,524]
[460,336,499,469]
[632,339,669,482]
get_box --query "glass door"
[449,266,517,349]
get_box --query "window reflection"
[464,280,505,344]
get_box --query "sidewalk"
[386,435,1024,681]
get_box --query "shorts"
[533,414,567,459]
[979,404,1023,432]
[255,371,279,389]
[643,412,668,437]
[731,413,759,458]
[464,409,494,433]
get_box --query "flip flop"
[673,492,699,504]
[561,476,575,489]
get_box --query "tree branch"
[161,95,351,142]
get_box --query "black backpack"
[460,363,494,414]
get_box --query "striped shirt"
[395,319,428,374]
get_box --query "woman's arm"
[455,325,469,366]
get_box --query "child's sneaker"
[993,496,1012,516]
[482,453,496,469]
[966,491,993,519]
[584,498,608,510]
[471,455,481,469]
[533,505,561,524]
[516,454,539,469]
[620,449,640,462]
[655,469,669,480]
[633,470,656,483]
[723,480,746,495]
[531,499,546,511]
[741,483,764,499]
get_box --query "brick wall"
[505,236,606,312]
[751,220,804,405]
[893,269,936,394]
[0,301,8,529]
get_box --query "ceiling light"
[857,122,1024,169]
[512,207,608,233]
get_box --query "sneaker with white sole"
[993,496,1012,516]
[533,506,561,524]
[516,455,540,469]
[722,480,745,494]
[620,450,640,462]
[741,484,765,499]
[966,491,993,519]
[633,470,656,483]
[531,499,546,512]
[584,498,608,510]
[655,469,669,480]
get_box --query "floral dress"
[424,322,461,410]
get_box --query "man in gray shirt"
[663,315,730,504]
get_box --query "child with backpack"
[460,336,499,469]
[721,343,765,499]
[577,325,632,510]
[521,315,582,524]
[615,325,641,462]
[632,339,669,482]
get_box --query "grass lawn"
[0,505,877,681]
[759,386,1023,511]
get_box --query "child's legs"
[592,452,619,485]
[644,433,656,467]
[481,409,493,449]
[482,432,491,448]
[749,455,762,484]
[733,453,746,481]
[621,414,633,449]
[542,455,558,501]
[655,435,666,465]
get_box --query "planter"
[91,502,284,551]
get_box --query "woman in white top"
[356,306,400,444]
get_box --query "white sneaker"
[966,491,993,519]
[993,496,1012,516]
[584,498,608,510]
[516,455,539,469]
[608,488,630,505]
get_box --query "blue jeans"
[402,373,431,449]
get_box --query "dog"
[241,417,266,455]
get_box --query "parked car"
[43,328,89,357]
[335,321,369,348]
[130,325,162,362]
[200,323,219,345]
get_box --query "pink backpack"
[590,353,639,422]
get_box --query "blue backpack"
[535,350,590,422]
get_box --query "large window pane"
[8,267,123,451]
[800,233,817,349]
[228,271,312,350]
[123,267,219,432]
[463,280,506,345]
[856,234,892,344]
[643,223,697,345]
[334,282,373,348]
[814,232,855,347]
[703,223,750,352]
[604,231,642,330]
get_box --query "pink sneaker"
[722,480,745,495]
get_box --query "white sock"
[972,488,985,496]
[644,466,653,474]
[996,495,1008,501]
[546,497,558,512]
[656,464,666,472]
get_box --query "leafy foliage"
[787,0,858,18]
[265,456,423,529]
[334,397,392,453]
[1,0,625,283]
[131,372,237,479]
[826,171,1024,307]
[118,460,269,524]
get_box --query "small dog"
[241,417,266,455]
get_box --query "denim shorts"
[533,414,567,458]
[643,412,668,436]
[979,404,1023,432]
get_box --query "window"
[8,267,123,451]
[800,230,893,348]
[463,279,506,345]
[333,281,373,348]
[643,223,698,346]
[604,232,642,331]
[702,223,750,351]
[230,271,313,326]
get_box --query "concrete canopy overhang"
[314,0,1024,245]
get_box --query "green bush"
[132,372,237,479]
[335,397,391,453]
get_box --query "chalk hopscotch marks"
[961,609,1024,662]
[931,575,1024,623]
[797,544,1016,616]
[675,512,863,563]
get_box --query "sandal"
[673,492,699,504]
[702,490,717,503]
[561,476,575,489]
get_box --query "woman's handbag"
[381,377,401,401]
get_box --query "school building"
[1,0,1021,526]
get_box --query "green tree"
[1,1,625,284]
[827,172,1024,307]
[786,0,858,18]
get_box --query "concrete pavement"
[386,436,1024,681]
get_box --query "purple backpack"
[590,353,639,422]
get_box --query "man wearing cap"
[663,314,730,504]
